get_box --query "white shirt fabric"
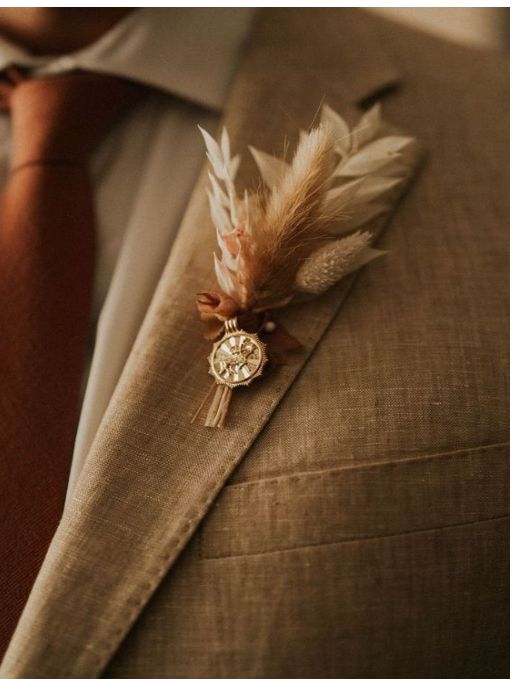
[0,8,254,500]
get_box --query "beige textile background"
[370,7,509,50]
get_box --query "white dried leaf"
[229,155,241,180]
[206,153,226,181]
[221,127,231,165]
[199,126,221,161]
[323,178,365,204]
[208,172,229,208]
[216,230,238,271]
[227,188,239,228]
[327,203,389,234]
[326,174,403,210]
[207,192,231,234]
[335,149,404,178]
[213,253,237,296]
[320,178,365,221]
[242,191,262,239]
[199,127,227,180]
[201,126,244,238]
[337,135,414,176]
[321,104,351,156]
[350,103,383,151]
[352,175,403,202]
[249,146,289,190]
[363,135,414,156]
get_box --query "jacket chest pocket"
[199,443,508,559]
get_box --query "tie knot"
[0,68,144,169]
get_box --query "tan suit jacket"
[1,9,508,678]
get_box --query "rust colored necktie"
[0,69,143,655]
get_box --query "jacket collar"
[1,9,408,677]
[0,8,255,111]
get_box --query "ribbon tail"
[191,381,216,424]
[205,384,233,428]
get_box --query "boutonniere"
[193,104,419,427]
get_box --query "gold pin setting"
[208,319,267,389]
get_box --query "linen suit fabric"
[0,8,508,679]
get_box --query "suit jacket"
[1,9,508,679]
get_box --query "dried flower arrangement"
[194,104,419,427]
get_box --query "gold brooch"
[209,319,267,389]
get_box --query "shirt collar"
[0,8,255,112]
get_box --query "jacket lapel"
[1,10,413,678]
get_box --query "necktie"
[0,68,143,655]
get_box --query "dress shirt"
[0,8,254,500]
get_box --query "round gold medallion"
[209,327,267,388]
